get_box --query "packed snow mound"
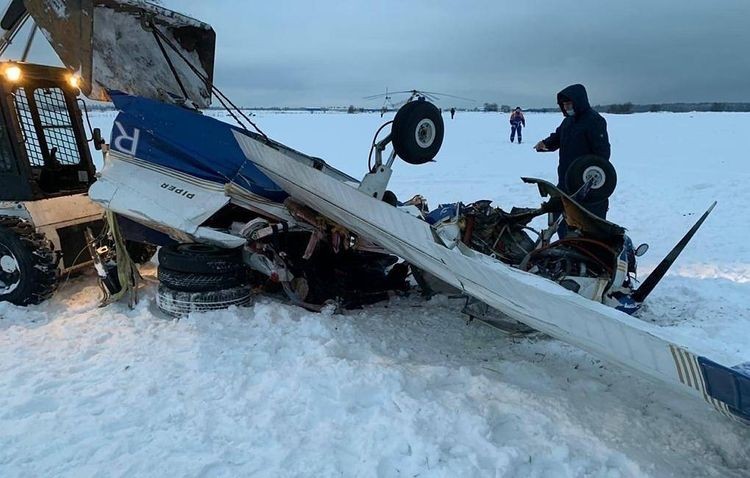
[0,111,747,477]
[1,277,748,477]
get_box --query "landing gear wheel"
[157,243,244,274]
[565,155,617,202]
[0,217,59,305]
[391,99,444,164]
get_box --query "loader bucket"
[24,0,215,107]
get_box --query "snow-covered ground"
[1,110,748,477]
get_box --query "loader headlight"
[67,74,81,89]
[4,65,22,83]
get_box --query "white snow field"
[1,110,749,477]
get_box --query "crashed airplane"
[4,0,747,425]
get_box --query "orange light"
[4,65,22,82]
[68,74,81,89]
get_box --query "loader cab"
[0,61,96,201]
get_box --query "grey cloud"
[10,1,750,107]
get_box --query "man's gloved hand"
[534,141,548,152]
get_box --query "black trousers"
[510,124,522,142]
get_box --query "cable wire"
[150,25,269,141]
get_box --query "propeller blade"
[632,201,717,303]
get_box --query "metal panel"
[88,150,241,247]
[21,193,103,228]
[25,0,216,107]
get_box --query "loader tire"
[157,267,247,292]
[158,243,245,274]
[0,216,59,306]
[391,99,444,165]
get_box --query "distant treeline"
[85,101,750,114]
[599,102,750,113]
[485,102,750,114]
[253,103,750,114]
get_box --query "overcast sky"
[12,0,750,108]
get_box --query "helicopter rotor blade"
[421,91,477,102]
[388,90,419,95]
[364,88,412,100]
[363,93,388,100]
[364,88,474,104]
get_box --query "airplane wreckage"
[0,1,746,426]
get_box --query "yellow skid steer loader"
[0,0,215,304]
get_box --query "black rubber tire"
[158,243,244,274]
[156,284,253,318]
[391,99,444,164]
[0,216,59,306]
[125,241,157,264]
[157,267,247,292]
[564,155,617,202]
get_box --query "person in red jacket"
[509,107,525,143]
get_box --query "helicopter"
[364,88,475,115]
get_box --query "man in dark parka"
[534,84,611,219]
